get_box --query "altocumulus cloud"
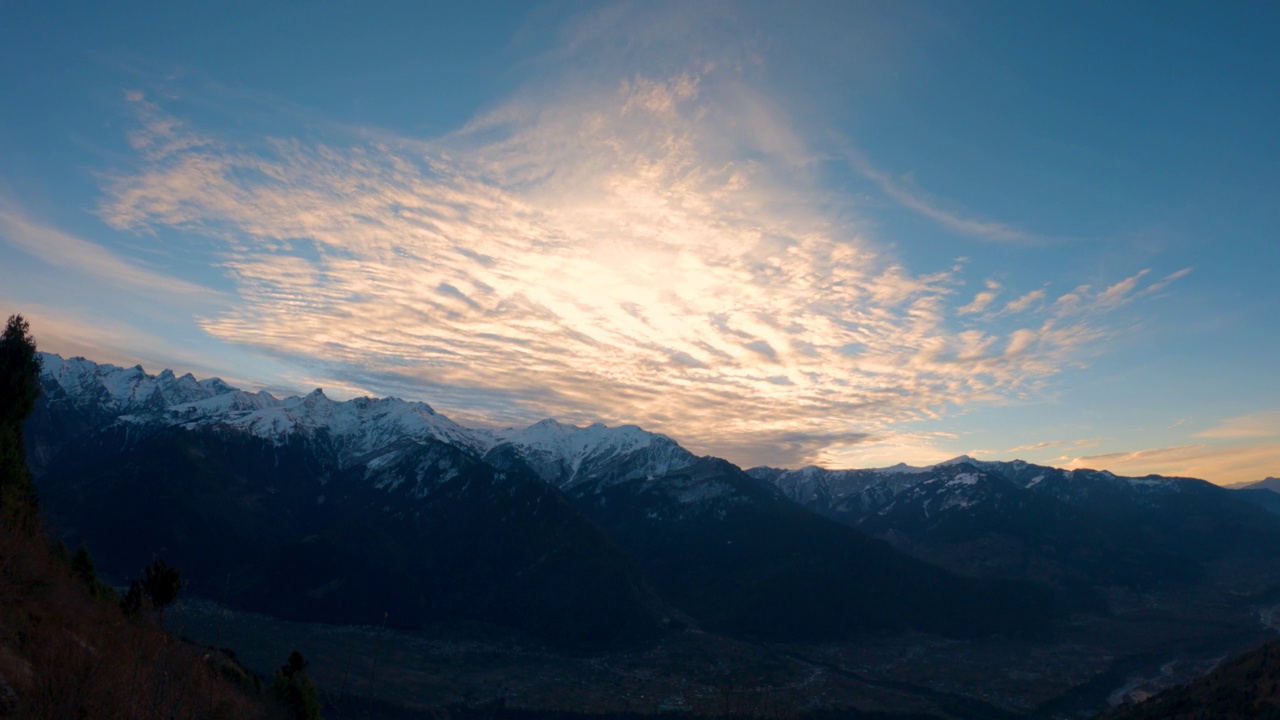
[97,71,1183,468]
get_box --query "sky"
[2,1,1278,483]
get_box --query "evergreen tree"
[120,579,146,617]
[0,314,42,525]
[273,650,323,720]
[71,542,116,602]
[141,556,182,619]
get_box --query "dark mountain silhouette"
[27,353,1053,647]
[756,459,1280,615]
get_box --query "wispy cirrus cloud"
[1007,440,1063,453]
[1067,439,1280,485]
[0,201,220,301]
[835,142,1039,244]
[96,70,1182,468]
[1195,411,1280,440]
[1060,411,1280,485]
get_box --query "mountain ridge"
[27,352,1055,646]
[36,352,1245,488]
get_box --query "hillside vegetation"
[0,315,280,719]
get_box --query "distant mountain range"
[24,354,1280,651]
[1228,476,1280,492]
[753,457,1280,616]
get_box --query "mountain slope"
[29,355,667,647]
[481,417,1055,640]
[1099,639,1280,719]
[561,456,1052,641]
[26,353,1057,646]
[757,457,1280,616]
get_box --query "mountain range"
[24,354,1280,654]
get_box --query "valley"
[165,585,1277,719]
[25,353,1280,719]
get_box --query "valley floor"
[166,583,1280,720]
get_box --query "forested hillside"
[0,315,284,719]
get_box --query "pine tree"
[273,650,323,720]
[141,556,183,619]
[0,314,42,525]
[71,542,116,602]
[120,579,146,616]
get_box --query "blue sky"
[2,1,1278,482]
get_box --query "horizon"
[32,347,1271,484]
[3,2,1278,483]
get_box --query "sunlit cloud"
[95,73,1181,468]
[1067,440,1280,486]
[1066,414,1280,484]
[1195,411,1280,440]
[1138,267,1194,298]
[0,201,220,301]
[957,279,1001,315]
[1007,440,1063,453]
[1001,288,1046,315]
[0,302,244,387]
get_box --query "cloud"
[835,142,1037,244]
[1195,411,1280,439]
[957,279,1001,315]
[1138,267,1193,298]
[1064,413,1280,485]
[1007,440,1063,453]
[0,301,266,390]
[95,70,1180,468]
[1001,288,1045,314]
[1094,269,1151,310]
[0,201,221,302]
[1065,441,1280,486]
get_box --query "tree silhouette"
[71,542,115,602]
[0,314,41,524]
[274,650,322,720]
[141,556,183,619]
[120,579,146,617]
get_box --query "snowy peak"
[173,389,483,461]
[485,419,696,489]
[39,353,238,416]
[496,418,663,452]
[753,454,1204,529]
[37,353,486,461]
[747,463,929,512]
[876,468,1011,519]
[36,353,692,484]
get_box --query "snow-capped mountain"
[37,354,236,423]
[34,352,687,479]
[482,418,696,489]
[28,353,680,646]
[31,351,1280,647]
[752,454,1198,527]
[770,456,1280,606]
[747,463,931,524]
[25,352,1056,645]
